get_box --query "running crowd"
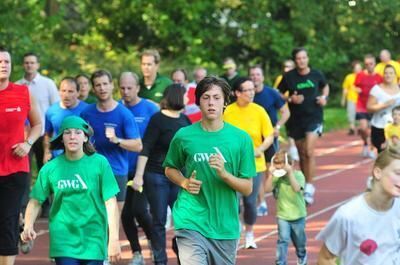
[0,45,400,265]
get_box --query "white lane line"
[237,198,351,249]
[316,139,361,156]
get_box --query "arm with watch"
[316,84,330,107]
[12,94,42,158]
[109,135,142,152]
[274,104,290,137]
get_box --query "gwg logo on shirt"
[57,174,88,190]
[193,147,227,162]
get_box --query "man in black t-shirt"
[278,47,329,205]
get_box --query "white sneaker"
[304,183,315,205]
[244,232,257,249]
[361,145,369,157]
[256,203,268,217]
[297,254,308,265]
[289,145,300,161]
[165,206,172,229]
[129,251,145,265]
[368,149,376,159]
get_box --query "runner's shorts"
[0,172,28,255]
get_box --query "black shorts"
[371,126,385,153]
[356,112,372,121]
[287,122,323,141]
[0,172,28,255]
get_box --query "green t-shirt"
[163,122,256,240]
[138,73,172,103]
[272,170,307,221]
[30,153,119,260]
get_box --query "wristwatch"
[25,139,34,146]
[116,138,122,146]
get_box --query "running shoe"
[129,251,145,265]
[256,203,268,217]
[361,145,369,157]
[297,254,308,265]
[288,145,300,161]
[244,232,257,249]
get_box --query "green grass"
[323,107,348,132]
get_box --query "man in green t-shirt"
[163,76,256,265]
[138,49,172,104]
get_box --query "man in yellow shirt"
[224,77,274,249]
[342,61,362,135]
[374,49,400,80]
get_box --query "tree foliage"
[1,0,400,99]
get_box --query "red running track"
[15,130,371,265]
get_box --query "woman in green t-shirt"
[21,116,121,265]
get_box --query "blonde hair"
[370,145,400,190]
[272,149,293,165]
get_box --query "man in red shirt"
[0,47,41,265]
[354,54,383,158]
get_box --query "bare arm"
[165,167,202,194]
[209,154,253,196]
[21,199,42,242]
[366,94,396,113]
[130,155,148,191]
[277,104,290,127]
[105,197,121,263]
[317,84,330,106]
[317,243,337,265]
[264,170,274,193]
[255,135,274,157]
[12,94,42,158]
[285,167,302,192]
[110,137,142,152]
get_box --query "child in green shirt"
[265,149,307,265]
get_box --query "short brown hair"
[195,76,231,106]
[141,49,161,64]
[159,84,186,111]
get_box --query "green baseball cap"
[51,116,92,149]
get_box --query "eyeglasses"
[240,89,255,93]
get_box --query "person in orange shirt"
[341,60,362,135]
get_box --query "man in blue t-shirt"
[118,71,159,264]
[81,70,142,203]
[249,65,290,217]
[44,77,88,162]
[119,72,158,173]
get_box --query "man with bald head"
[375,49,400,79]
[119,71,158,264]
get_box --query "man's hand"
[316,95,328,106]
[21,225,37,242]
[182,170,202,194]
[209,154,228,178]
[12,142,31,158]
[108,239,121,264]
[290,91,304,104]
